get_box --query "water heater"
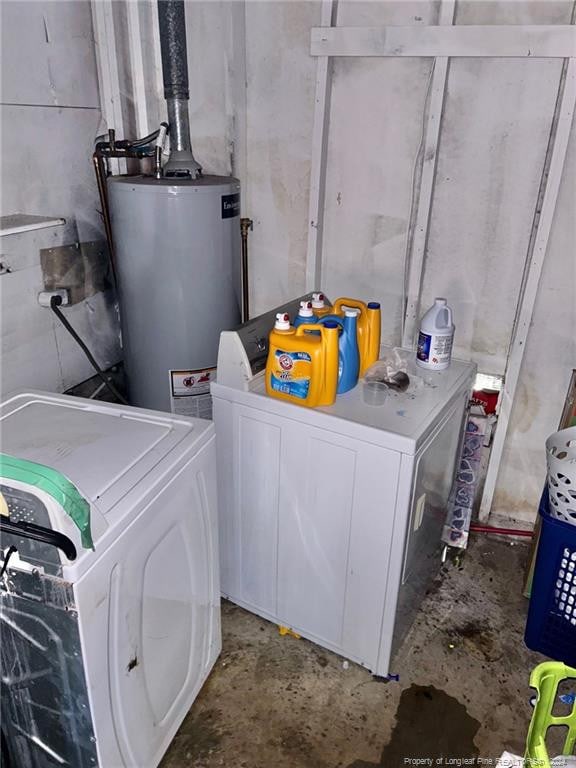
[108,175,241,417]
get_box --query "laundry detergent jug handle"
[295,323,326,336]
[333,298,366,315]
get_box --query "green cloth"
[0,453,93,550]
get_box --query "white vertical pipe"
[148,0,165,120]
[91,0,126,174]
[126,0,149,138]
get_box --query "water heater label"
[170,368,216,420]
[221,193,240,219]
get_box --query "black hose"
[129,129,162,148]
[95,128,161,151]
[50,296,128,406]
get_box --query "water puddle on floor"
[348,685,480,767]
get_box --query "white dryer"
[212,297,476,678]
[0,392,220,768]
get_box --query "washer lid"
[0,391,212,516]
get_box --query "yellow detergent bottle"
[265,313,339,407]
[332,298,381,375]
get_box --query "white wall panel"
[186,1,244,177]
[244,1,321,315]
[420,57,562,373]
[491,120,576,523]
[0,0,100,108]
[0,247,63,395]
[322,56,434,345]
[1,105,103,241]
[237,0,573,522]
[315,0,440,344]
[453,0,573,25]
[1,2,121,397]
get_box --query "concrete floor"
[160,536,546,768]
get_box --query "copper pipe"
[240,217,253,322]
[92,134,158,286]
[92,152,117,285]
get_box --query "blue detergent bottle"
[294,301,318,329]
[319,310,360,394]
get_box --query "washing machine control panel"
[216,292,331,390]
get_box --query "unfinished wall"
[85,0,575,523]
[239,0,574,524]
[104,1,246,179]
[106,0,314,317]
[244,1,320,314]
[491,119,576,524]
[0,0,121,396]
[420,0,570,375]
[322,1,440,345]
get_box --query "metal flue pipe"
[157,0,201,178]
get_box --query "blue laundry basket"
[525,488,576,667]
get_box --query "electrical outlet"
[38,289,70,308]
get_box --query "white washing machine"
[212,295,476,677]
[0,391,220,768]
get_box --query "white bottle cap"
[435,298,447,306]
[298,301,314,317]
[345,309,359,317]
[311,292,325,309]
[275,312,291,331]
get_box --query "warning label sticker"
[169,368,216,420]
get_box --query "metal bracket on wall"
[40,241,111,306]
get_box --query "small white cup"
[362,380,388,406]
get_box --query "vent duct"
[157,0,202,178]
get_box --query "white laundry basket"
[546,426,576,526]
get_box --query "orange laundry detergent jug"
[265,313,339,407]
[332,298,381,375]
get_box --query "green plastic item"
[525,661,576,767]
[0,453,93,550]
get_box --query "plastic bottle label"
[270,350,311,399]
[417,331,453,365]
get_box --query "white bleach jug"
[416,298,455,371]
